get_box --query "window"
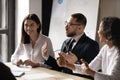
[0,0,15,62]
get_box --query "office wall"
[97,0,120,48]
[15,0,29,46]
[15,0,41,46]
[29,0,42,20]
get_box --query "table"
[5,63,90,80]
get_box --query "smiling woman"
[11,14,55,69]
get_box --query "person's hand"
[23,59,35,67]
[23,59,33,66]
[57,53,75,70]
[80,59,95,76]
[23,59,40,68]
[41,41,48,59]
[59,52,78,64]
[80,59,89,73]
[57,53,68,67]
[16,60,23,66]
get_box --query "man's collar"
[72,33,84,42]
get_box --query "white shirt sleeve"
[89,50,102,71]
[94,56,120,80]
[73,64,82,73]
[11,43,24,64]
[73,64,88,75]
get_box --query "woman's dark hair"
[101,16,120,52]
[71,13,87,27]
[21,13,41,44]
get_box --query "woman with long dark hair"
[11,14,54,68]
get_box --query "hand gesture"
[80,59,95,76]
[57,53,68,67]
[16,59,23,66]
[41,41,48,59]
[23,59,32,66]
[57,52,76,70]
[23,59,40,68]
[59,52,78,64]
[80,59,89,73]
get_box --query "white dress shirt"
[74,45,120,80]
[11,34,54,66]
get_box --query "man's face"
[65,17,81,37]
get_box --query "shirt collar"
[72,33,84,43]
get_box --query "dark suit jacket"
[61,33,99,74]
[62,33,99,64]
[45,33,99,79]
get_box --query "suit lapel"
[61,39,72,52]
[72,33,87,53]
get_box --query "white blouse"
[74,45,120,80]
[11,34,54,65]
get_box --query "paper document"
[23,73,54,80]
[12,71,25,77]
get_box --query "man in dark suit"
[45,13,99,77]
[60,34,99,73]
[58,13,99,74]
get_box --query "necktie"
[68,39,75,52]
